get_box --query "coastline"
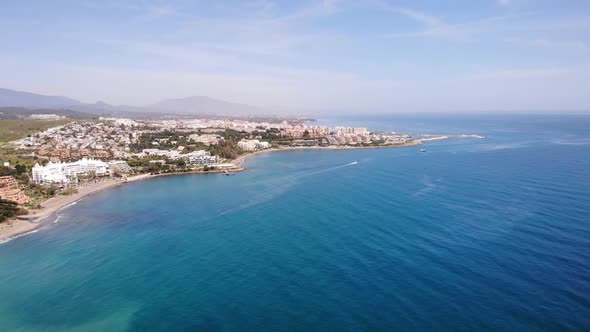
[0,178,129,243]
[0,169,247,242]
[231,141,422,165]
[0,136,466,243]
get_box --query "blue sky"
[1,0,589,112]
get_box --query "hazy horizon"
[1,0,589,113]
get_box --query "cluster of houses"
[17,121,140,160]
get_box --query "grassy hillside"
[0,119,75,170]
[0,119,72,143]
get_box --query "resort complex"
[31,158,109,185]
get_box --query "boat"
[420,149,427,152]
[350,161,358,165]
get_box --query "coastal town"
[0,115,463,241]
[10,116,414,186]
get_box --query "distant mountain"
[0,88,283,119]
[0,88,82,108]
[70,102,170,120]
[148,96,267,116]
[0,107,99,120]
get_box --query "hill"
[0,119,73,143]
[0,107,97,120]
[0,88,82,108]
[0,88,281,118]
[147,96,267,116]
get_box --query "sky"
[0,0,589,113]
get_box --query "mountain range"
[0,88,275,119]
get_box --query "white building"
[32,158,109,185]
[28,114,64,120]
[142,149,181,159]
[108,160,132,174]
[184,150,218,165]
[237,139,271,151]
[188,134,221,146]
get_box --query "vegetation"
[25,183,60,199]
[131,128,252,160]
[0,164,28,177]
[0,119,75,179]
[0,146,41,170]
[0,199,26,223]
[208,140,242,159]
[251,128,282,140]
[129,130,193,152]
[215,128,249,140]
[59,188,79,196]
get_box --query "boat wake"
[307,161,358,176]
[216,161,359,218]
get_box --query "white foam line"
[0,229,40,245]
[55,200,79,214]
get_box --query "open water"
[0,114,589,331]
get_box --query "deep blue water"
[1,114,589,331]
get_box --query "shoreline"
[0,168,251,242]
[0,167,249,242]
[0,135,470,243]
[0,178,130,243]
[231,141,422,165]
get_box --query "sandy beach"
[0,175,150,243]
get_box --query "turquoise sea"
[0,114,589,331]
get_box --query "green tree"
[0,199,20,223]
[15,164,27,174]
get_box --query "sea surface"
[1,114,589,331]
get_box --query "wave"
[56,201,78,213]
[0,229,40,245]
[551,138,590,146]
